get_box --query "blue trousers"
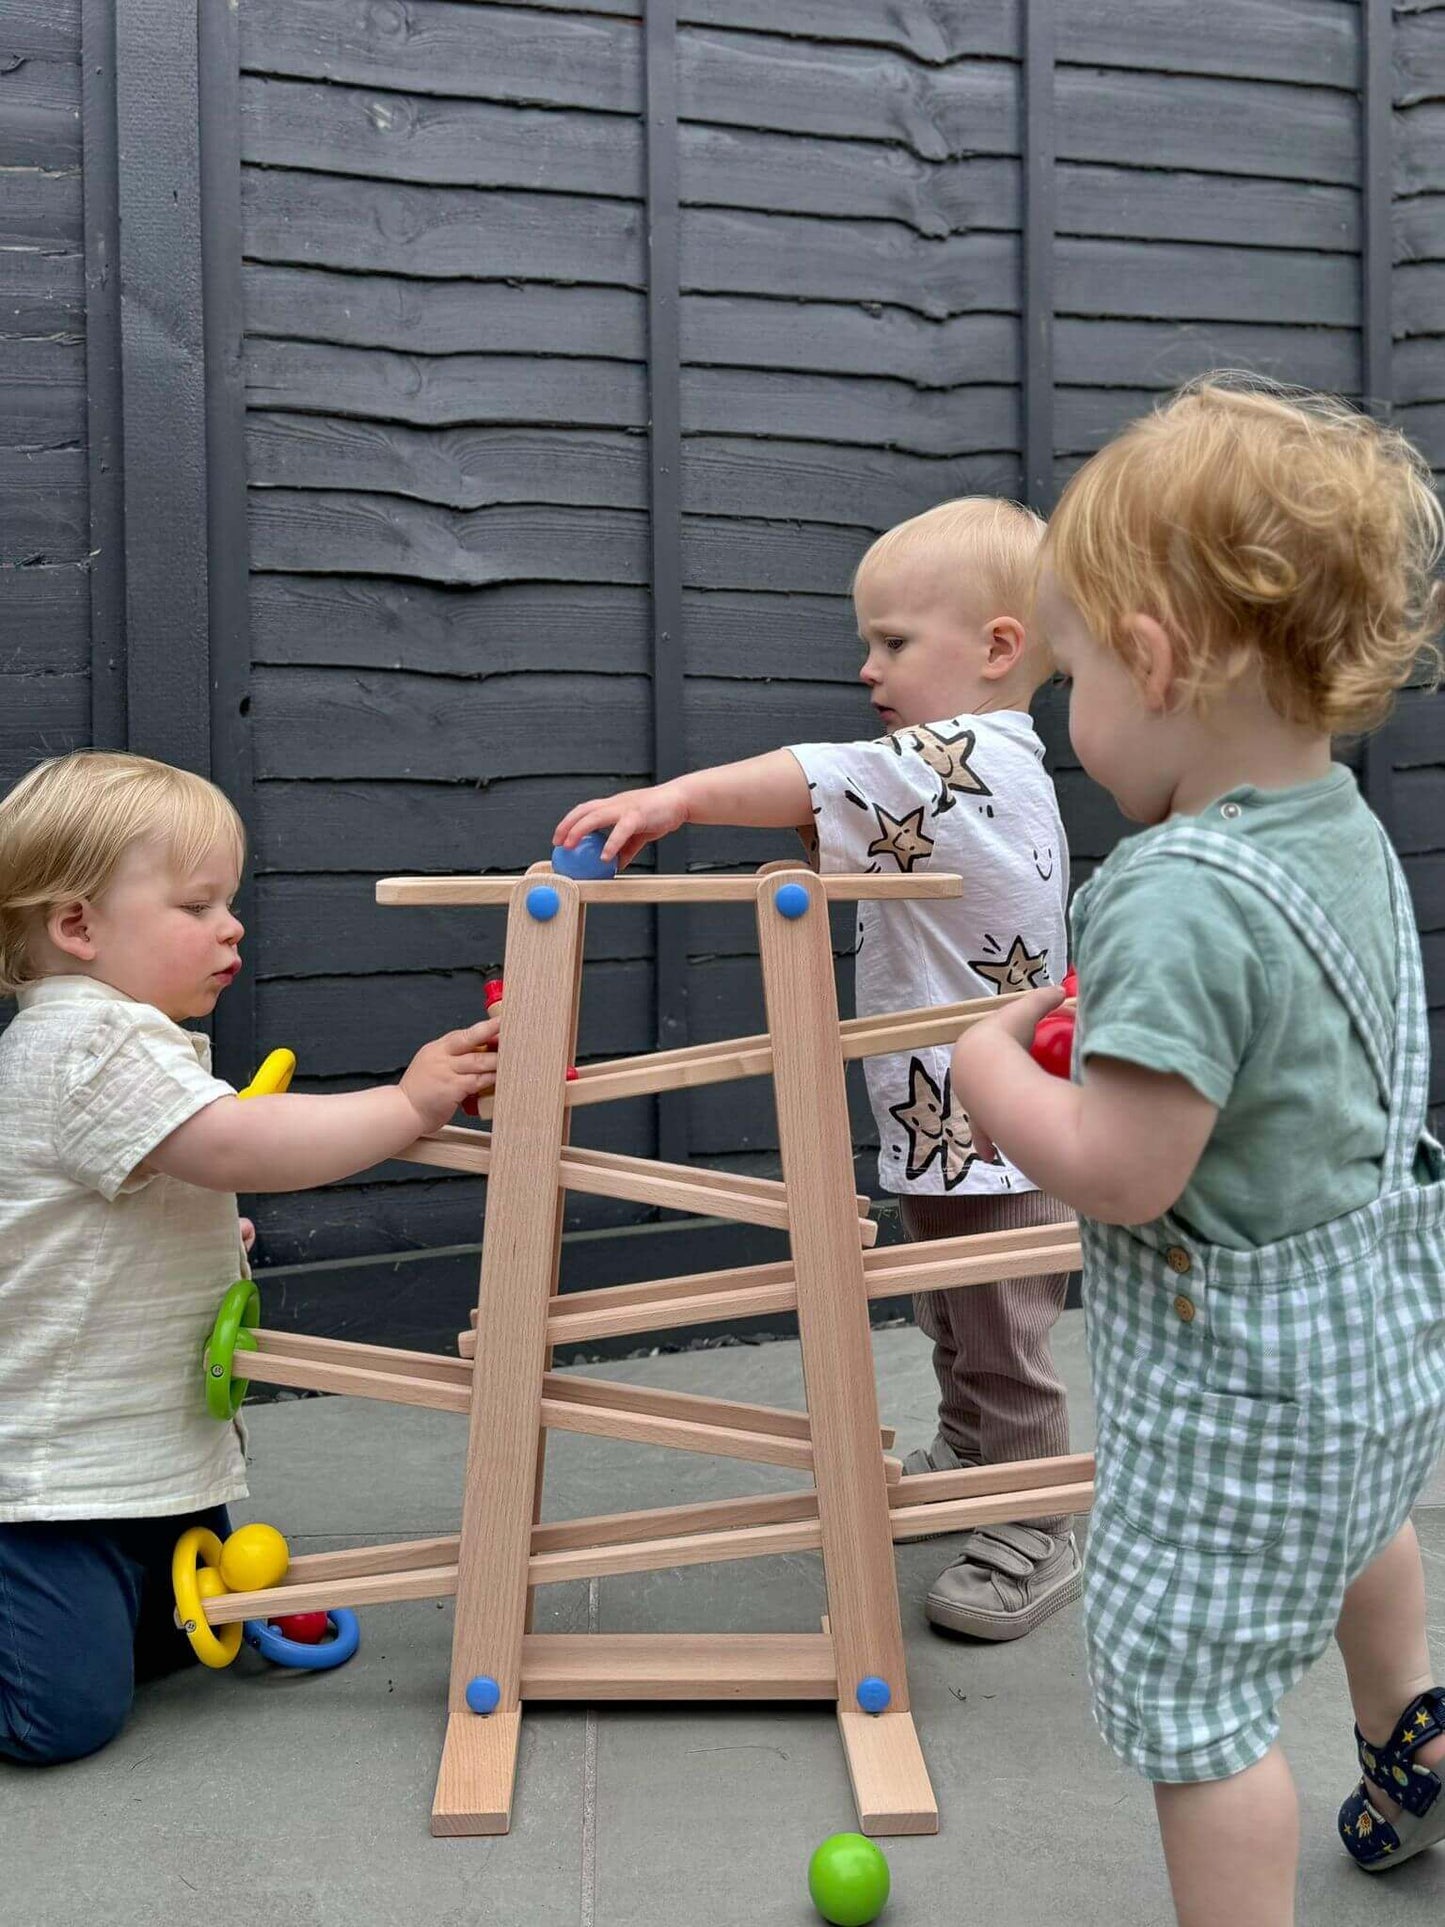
[0,1505,230,1766]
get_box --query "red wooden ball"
[1029,1012,1075,1080]
[270,1610,330,1645]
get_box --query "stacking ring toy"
[243,1610,361,1671]
[204,1278,260,1420]
[238,1048,296,1100]
[173,1526,244,1669]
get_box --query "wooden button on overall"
[1173,1294,1196,1324]
[1166,1246,1192,1275]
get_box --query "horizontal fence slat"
[1057,163,1357,251]
[250,665,653,780]
[0,52,81,171]
[249,491,651,585]
[5,0,81,61]
[0,163,83,250]
[0,446,87,558]
[0,560,89,671]
[243,264,644,358]
[1056,67,1358,185]
[244,337,648,428]
[0,669,90,785]
[250,574,651,675]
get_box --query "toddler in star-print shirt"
[557,498,1081,1645]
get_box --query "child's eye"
[182,902,211,916]
[884,637,907,654]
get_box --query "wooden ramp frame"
[193,862,1091,1839]
[387,860,1071,1840]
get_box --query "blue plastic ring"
[774,882,810,920]
[526,884,561,922]
[243,1609,361,1671]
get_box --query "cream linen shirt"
[0,976,249,1520]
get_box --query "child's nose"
[859,658,881,686]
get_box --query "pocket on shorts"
[1105,1373,1302,1555]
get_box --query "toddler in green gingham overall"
[953,376,1445,1925]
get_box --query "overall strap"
[1374,825,1432,1191]
[1100,821,1397,1114]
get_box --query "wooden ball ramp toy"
[182,860,1092,1838]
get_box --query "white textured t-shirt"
[0,976,249,1521]
[789,711,1069,1196]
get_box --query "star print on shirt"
[867,802,935,872]
[888,1056,979,1188]
[970,934,1050,994]
[893,721,992,812]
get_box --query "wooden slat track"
[200,1454,1096,1622]
[449,1219,1082,1352]
[395,1124,878,1243]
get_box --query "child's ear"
[1126,615,1176,712]
[982,616,1025,678]
[48,898,97,963]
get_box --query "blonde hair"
[1048,374,1445,734]
[0,751,246,995]
[853,496,1047,620]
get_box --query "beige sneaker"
[925,1523,1082,1641]
[900,1432,977,1478]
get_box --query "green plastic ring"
[203,1279,261,1420]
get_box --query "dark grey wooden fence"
[3,1,1444,1347]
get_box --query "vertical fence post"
[1360,0,1397,826]
[81,0,127,750]
[1023,0,1056,514]
[198,0,256,1087]
[113,0,210,777]
[644,0,690,1164]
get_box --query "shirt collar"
[17,974,147,1012]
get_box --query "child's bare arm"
[952,989,1217,1225]
[143,1021,499,1194]
[554,751,813,868]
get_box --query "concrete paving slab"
[3,1311,1442,1925]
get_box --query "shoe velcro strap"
[1339,1780,1402,1865]
[1356,1688,1445,1821]
[960,1525,1055,1579]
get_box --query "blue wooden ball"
[856,1675,892,1714]
[526,884,560,922]
[465,1674,502,1715]
[552,833,617,881]
[775,882,811,919]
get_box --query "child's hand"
[554,782,689,869]
[400,1019,500,1135]
[239,1216,256,1254]
[952,987,1065,1164]
[962,985,1065,1054]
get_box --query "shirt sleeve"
[53,1005,238,1200]
[788,732,956,875]
[1076,858,1268,1109]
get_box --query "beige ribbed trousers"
[902,1188,1075,1539]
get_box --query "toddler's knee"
[0,1676,132,1766]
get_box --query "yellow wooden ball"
[196,1566,228,1601]
[219,1522,290,1592]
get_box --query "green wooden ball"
[807,1832,891,1926]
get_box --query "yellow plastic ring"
[172,1526,243,1669]
[238,1048,295,1100]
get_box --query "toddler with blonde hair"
[0,751,498,1763]
[953,378,1445,1921]
[558,497,1082,1643]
